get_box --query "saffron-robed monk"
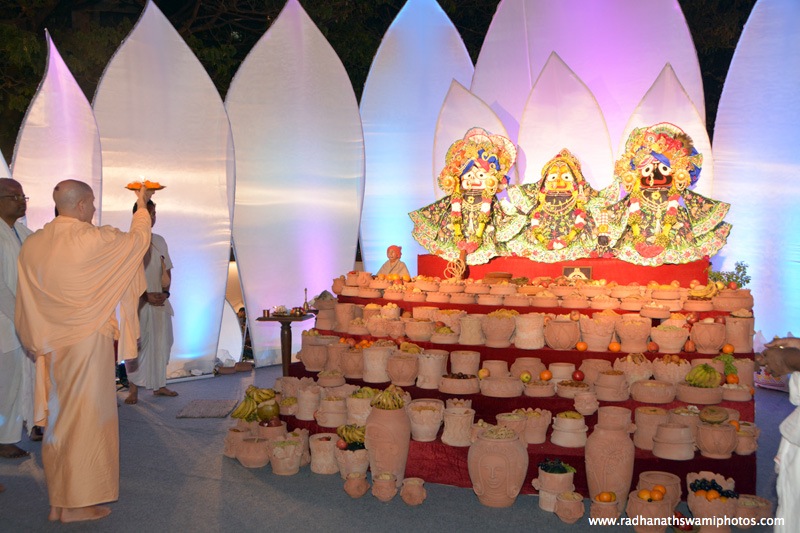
[15,180,151,523]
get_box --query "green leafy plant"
[707,261,750,288]
[538,458,576,474]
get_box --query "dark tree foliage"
[0,0,755,160]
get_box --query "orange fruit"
[652,484,667,495]
[649,490,665,502]
[694,489,707,499]
[721,343,735,354]
[705,489,721,501]
[596,492,613,502]
[539,369,553,381]
[729,420,740,431]
[637,489,652,501]
[576,341,588,352]
[608,341,622,353]
[726,374,739,384]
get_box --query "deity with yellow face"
[503,149,612,262]
[604,123,731,265]
[409,128,523,266]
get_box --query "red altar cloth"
[417,255,710,286]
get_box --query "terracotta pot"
[450,350,481,376]
[549,362,576,381]
[532,468,575,511]
[573,392,599,416]
[479,376,524,398]
[733,358,755,388]
[509,357,546,379]
[441,407,475,447]
[404,320,436,342]
[315,398,347,428]
[594,372,630,402]
[256,420,288,440]
[346,395,372,426]
[325,343,348,372]
[590,499,620,520]
[495,412,526,439]
[633,407,669,451]
[630,380,676,404]
[236,437,270,468]
[513,313,545,349]
[362,345,393,383]
[586,423,635,514]
[675,383,723,404]
[335,448,369,480]
[735,425,760,456]
[332,277,345,294]
[340,348,364,379]
[687,472,737,533]
[690,322,727,354]
[544,320,580,350]
[597,406,634,432]
[268,440,303,475]
[482,359,510,377]
[298,345,327,372]
[616,318,652,353]
[458,314,486,345]
[371,473,398,502]
[407,399,444,442]
[725,316,754,353]
[344,471,370,498]
[309,433,339,474]
[223,427,249,459]
[696,422,737,459]
[625,491,673,533]
[366,316,389,337]
[521,409,552,444]
[387,353,418,387]
[578,359,612,386]
[400,477,427,506]
[736,495,772,528]
[651,358,691,384]
[669,409,700,440]
[650,326,689,354]
[481,315,516,348]
[637,471,682,510]
[385,319,405,339]
[468,432,528,508]
[651,423,695,461]
[555,492,585,524]
[365,407,411,488]
[416,351,448,390]
[581,331,615,352]
[295,385,321,421]
[381,305,402,319]
[334,303,356,332]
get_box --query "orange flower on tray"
[125,180,165,190]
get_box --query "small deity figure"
[376,245,410,280]
[606,123,731,265]
[504,149,616,262]
[409,128,522,267]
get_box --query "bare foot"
[0,443,30,459]
[125,383,138,405]
[153,387,178,397]
[59,505,111,523]
[48,506,61,521]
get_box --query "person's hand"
[765,337,800,350]
[755,344,800,377]
[134,183,152,209]
[145,292,167,306]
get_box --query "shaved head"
[54,180,95,223]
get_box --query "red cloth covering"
[417,254,710,286]
[288,363,755,497]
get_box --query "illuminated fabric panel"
[93,1,232,374]
[714,0,800,336]
[433,81,513,195]
[0,149,9,177]
[471,0,703,153]
[360,0,474,274]
[11,31,102,230]
[218,301,244,363]
[622,64,713,197]
[517,52,613,190]
[226,0,363,366]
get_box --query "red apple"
[435,321,445,328]
[336,439,348,450]
[685,312,699,325]
[647,341,659,353]
[689,279,700,289]
[728,281,739,290]
[714,316,727,325]
[572,370,585,382]
[267,417,283,427]
[569,310,581,322]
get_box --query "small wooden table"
[256,313,315,376]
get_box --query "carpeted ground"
[0,365,787,532]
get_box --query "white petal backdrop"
[621,64,714,197]
[93,0,232,375]
[359,0,474,274]
[226,0,363,366]
[714,0,800,336]
[11,31,102,230]
[433,80,513,195]
[471,0,704,154]
[517,52,614,189]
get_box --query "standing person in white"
[0,178,35,459]
[124,199,176,404]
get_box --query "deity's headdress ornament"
[616,122,703,193]
[540,148,586,187]
[438,127,517,195]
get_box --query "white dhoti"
[0,346,33,443]
[126,303,173,390]
[39,332,119,507]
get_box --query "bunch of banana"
[688,283,720,299]
[230,396,258,419]
[399,342,423,354]
[685,363,722,388]
[370,384,406,410]
[350,386,379,399]
[336,424,366,444]
[246,386,276,403]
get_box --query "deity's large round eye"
[546,172,559,182]
[640,163,654,178]
[560,171,574,182]
[658,163,673,176]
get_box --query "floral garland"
[529,194,587,250]
[450,188,494,254]
[626,184,680,247]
